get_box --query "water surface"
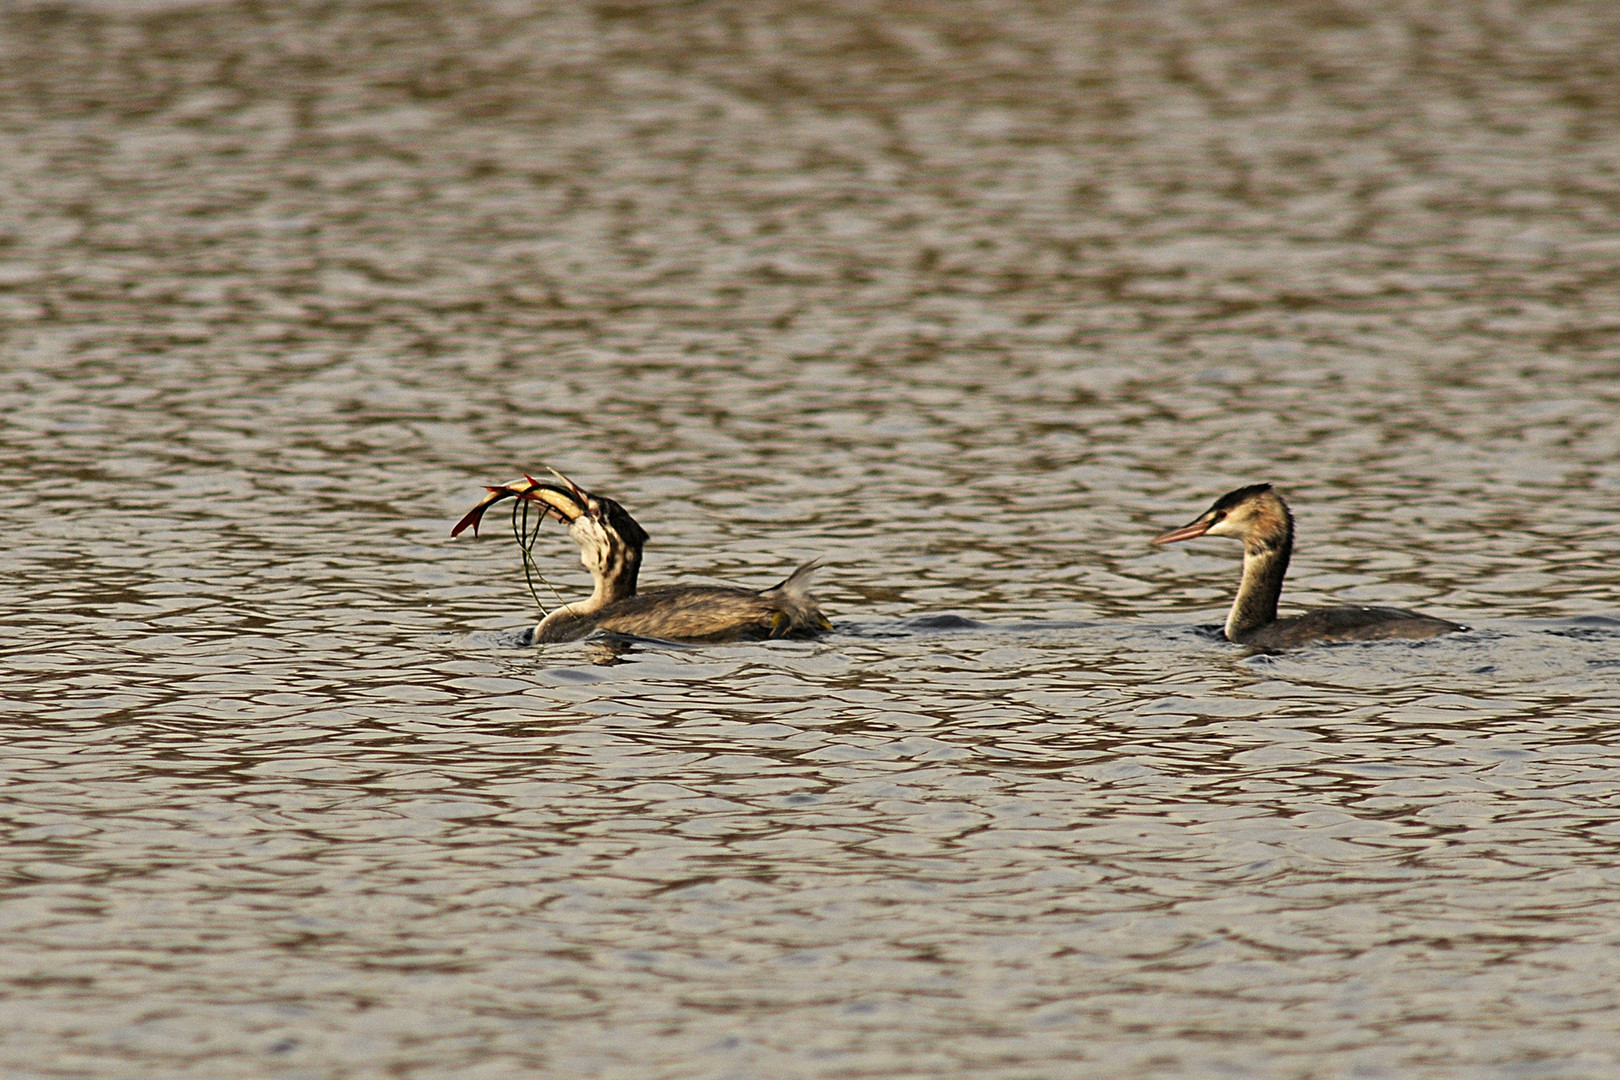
[3,1,1620,1076]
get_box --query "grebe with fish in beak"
[453,471,831,644]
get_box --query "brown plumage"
[452,471,832,645]
[1151,484,1461,650]
[537,562,828,644]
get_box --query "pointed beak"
[545,467,588,504]
[1151,516,1214,546]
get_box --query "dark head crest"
[1210,483,1275,514]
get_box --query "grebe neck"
[1227,523,1291,641]
[537,546,640,637]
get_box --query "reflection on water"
[3,0,1620,1076]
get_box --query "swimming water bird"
[452,471,832,644]
[1150,484,1461,650]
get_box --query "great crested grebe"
[1151,484,1461,650]
[452,471,832,644]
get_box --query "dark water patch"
[1535,615,1620,641]
[447,628,537,649]
[837,613,989,637]
[540,666,609,685]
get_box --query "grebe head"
[516,471,648,584]
[1151,483,1292,553]
[564,493,648,577]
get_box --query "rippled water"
[4,1,1620,1076]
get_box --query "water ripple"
[4,1,1620,1077]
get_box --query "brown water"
[4,1,1620,1076]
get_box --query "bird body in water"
[1151,484,1461,650]
[452,472,831,644]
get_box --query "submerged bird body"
[452,471,831,645]
[1152,484,1460,650]
[538,566,827,644]
[1236,605,1460,651]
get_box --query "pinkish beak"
[1150,518,1214,546]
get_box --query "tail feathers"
[765,559,821,599]
[762,560,832,634]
